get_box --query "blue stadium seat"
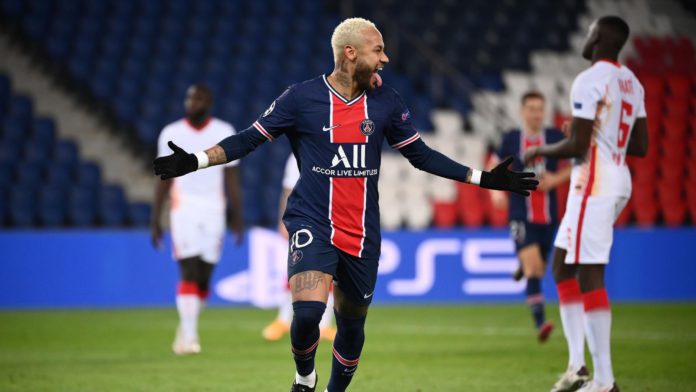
[68,186,97,226]
[0,143,21,167]
[2,115,29,144]
[75,161,101,188]
[38,185,68,227]
[9,185,37,227]
[9,95,33,121]
[100,185,127,226]
[32,117,56,145]
[0,74,10,114]
[0,164,12,189]
[128,202,151,227]
[45,163,74,189]
[16,162,44,188]
[54,140,79,168]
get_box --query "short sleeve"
[570,74,603,120]
[282,155,299,189]
[253,86,297,141]
[223,124,240,168]
[385,90,421,149]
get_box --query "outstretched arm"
[398,138,538,196]
[153,127,268,180]
[524,117,593,163]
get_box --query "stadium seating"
[1,0,693,228]
[625,35,696,225]
[0,72,149,227]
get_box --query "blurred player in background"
[151,85,244,355]
[525,16,648,392]
[155,18,537,391]
[490,91,570,342]
[263,154,336,342]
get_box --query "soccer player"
[525,16,648,392]
[491,91,571,343]
[154,18,537,391]
[150,84,244,355]
[263,154,337,342]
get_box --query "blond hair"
[331,17,378,63]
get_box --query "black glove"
[153,141,198,180]
[480,156,538,196]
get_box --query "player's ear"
[344,45,357,62]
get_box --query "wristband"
[470,169,482,185]
[194,151,209,169]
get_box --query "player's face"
[355,28,389,91]
[582,21,599,60]
[521,97,545,132]
[184,87,211,118]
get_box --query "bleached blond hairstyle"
[331,17,378,63]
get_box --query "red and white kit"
[554,60,646,264]
[157,118,239,263]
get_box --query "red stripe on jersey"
[575,145,597,264]
[330,95,367,143]
[391,133,421,149]
[330,177,366,257]
[523,135,550,224]
[253,121,273,141]
[328,94,368,257]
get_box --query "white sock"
[585,309,614,386]
[560,303,586,371]
[295,369,316,387]
[176,294,200,343]
[319,293,334,328]
[278,290,293,324]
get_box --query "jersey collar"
[185,117,212,131]
[597,58,621,68]
[323,74,365,105]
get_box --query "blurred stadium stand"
[0,73,150,227]
[0,0,694,228]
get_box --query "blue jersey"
[496,128,565,224]
[252,75,422,259]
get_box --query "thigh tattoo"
[293,271,326,293]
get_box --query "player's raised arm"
[154,87,297,180]
[524,117,593,164]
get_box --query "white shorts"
[554,195,628,264]
[170,207,225,263]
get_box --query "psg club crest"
[290,249,303,266]
[360,119,375,136]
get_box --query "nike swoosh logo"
[363,292,374,299]
[322,124,340,132]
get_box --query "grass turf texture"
[1,304,694,391]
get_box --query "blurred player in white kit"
[525,16,649,392]
[151,85,244,355]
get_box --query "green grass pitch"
[1,304,695,391]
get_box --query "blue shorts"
[287,228,378,306]
[509,220,556,261]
